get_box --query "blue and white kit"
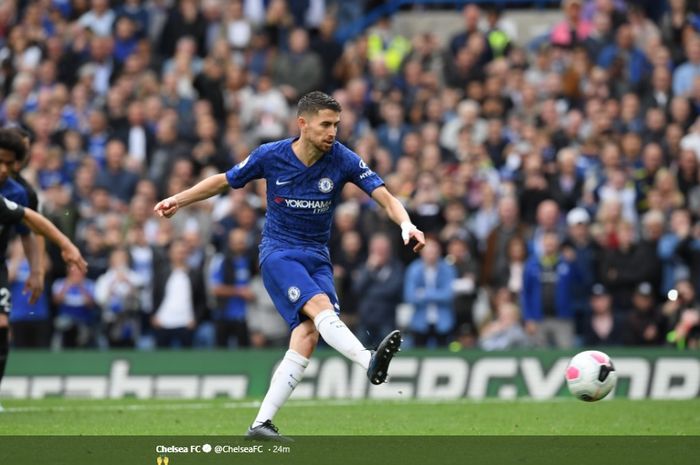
[225,138,384,329]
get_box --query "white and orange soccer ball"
[565,350,617,402]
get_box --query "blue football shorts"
[261,248,340,330]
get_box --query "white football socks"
[313,309,371,370]
[253,349,309,427]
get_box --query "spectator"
[600,220,656,309]
[583,11,614,61]
[482,196,527,287]
[248,74,290,145]
[333,229,364,330]
[376,100,410,164]
[116,0,150,39]
[494,236,528,296]
[78,0,115,37]
[151,239,205,348]
[528,200,563,256]
[641,66,673,112]
[673,36,700,97]
[224,0,252,51]
[522,231,579,348]
[597,22,651,90]
[95,139,140,206]
[404,238,457,347]
[563,207,598,332]
[52,265,98,348]
[95,247,143,348]
[622,281,664,346]
[550,0,593,49]
[583,283,624,346]
[310,15,343,93]
[549,147,584,213]
[409,171,444,238]
[446,236,479,342]
[664,283,700,348]
[159,0,207,58]
[367,15,412,74]
[352,233,404,346]
[479,302,529,351]
[272,27,322,102]
[115,101,156,169]
[210,228,255,348]
[449,4,489,63]
[484,5,512,58]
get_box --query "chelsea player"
[155,91,425,439]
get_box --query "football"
[565,350,617,402]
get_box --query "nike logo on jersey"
[276,179,292,186]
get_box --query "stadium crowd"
[1,0,700,351]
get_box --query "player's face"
[0,148,16,183]
[302,109,340,153]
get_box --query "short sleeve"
[225,147,265,189]
[344,148,384,196]
[0,196,26,225]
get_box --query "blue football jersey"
[225,138,384,263]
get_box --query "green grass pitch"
[1,398,699,435]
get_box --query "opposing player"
[155,91,425,439]
[6,127,46,291]
[0,194,87,411]
[0,129,44,303]
[0,129,48,412]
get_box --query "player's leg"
[250,320,315,429]
[303,293,402,384]
[303,293,372,369]
[246,252,320,439]
[306,263,402,384]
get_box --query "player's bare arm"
[371,186,425,253]
[21,208,87,274]
[154,173,229,218]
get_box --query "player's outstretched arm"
[371,186,426,253]
[154,173,229,218]
[20,233,45,304]
[21,208,88,273]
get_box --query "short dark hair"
[0,128,27,162]
[297,91,342,117]
[5,127,31,162]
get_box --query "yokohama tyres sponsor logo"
[283,199,331,209]
[281,198,332,214]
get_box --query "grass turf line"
[0,398,698,435]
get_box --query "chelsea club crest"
[318,178,334,193]
[288,286,301,303]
